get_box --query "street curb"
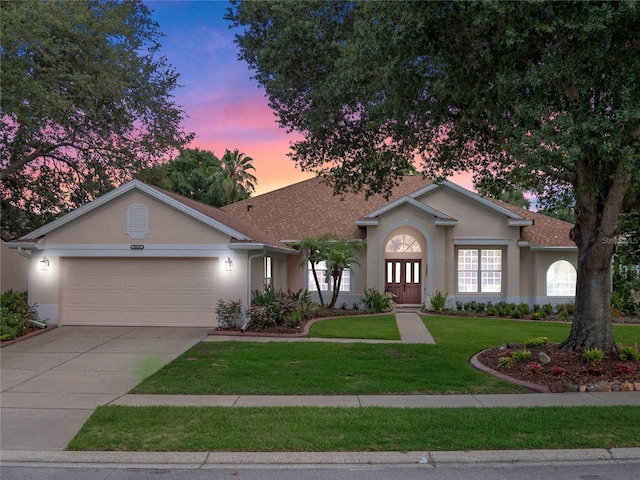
[2,448,639,468]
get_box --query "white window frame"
[308,261,351,292]
[457,248,502,293]
[546,259,576,296]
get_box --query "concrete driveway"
[0,326,209,451]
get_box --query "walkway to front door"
[385,259,422,304]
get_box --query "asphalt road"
[3,461,640,480]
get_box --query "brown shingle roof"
[222,176,576,248]
[222,176,435,240]
[487,198,576,248]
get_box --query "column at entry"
[385,259,422,304]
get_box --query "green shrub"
[524,336,549,348]
[215,299,244,328]
[618,345,640,362]
[247,286,315,330]
[511,309,523,319]
[531,312,543,321]
[455,301,463,311]
[361,288,395,312]
[512,349,532,362]
[582,348,604,367]
[0,290,40,341]
[486,306,497,316]
[498,356,514,369]
[541,304,554,316]
[429,291,448,312]
[516,303,531,315]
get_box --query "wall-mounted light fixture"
[40,256,50,271]
[225,257,233,272]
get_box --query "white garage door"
[61,258,218,327]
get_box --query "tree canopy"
[136,148,256,207]
[228,0,640,350]
[1,0,192,239]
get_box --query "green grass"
[308,314,400,340]
[132,316,639,395]
[68,405,640,452]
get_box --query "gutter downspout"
[241,247,267,332]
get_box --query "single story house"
[7,176,577,327]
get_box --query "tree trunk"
[559,173,628,351]
[560,234,616,351]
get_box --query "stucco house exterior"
[7,176,578,327]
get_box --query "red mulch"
[476,343,640,391]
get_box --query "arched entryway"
[383,232,424,305]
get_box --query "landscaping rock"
[550,383,565,393]
[538,352,551,364]
[586,382,613,392]
[579,385,587,392]
[611,382,621,392]
[634,383,640,391]
[565,384,579,392]
[620,382,635,391]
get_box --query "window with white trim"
[386,234,422,253]
[308,261,350,292]
[264,256,273,287]
[457,249,502,293]
[126,203,148,239]
[546,260,576,296]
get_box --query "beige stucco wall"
[46,190,230,246]
[1,240,29,293]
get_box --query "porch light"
[225,257,233,272]
[40,256,50,271]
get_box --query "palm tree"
[218,149,257,204]
[298,236,328,306]
[322,238,365,308]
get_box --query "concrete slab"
[0,369,42,391]
[51,352,176,373]
[0,408,94,451]
[0,352,80,370]
[588,392,640,405]
[9,370,141,394]
[395,312,436,344]
[472,393,608,407]
[233,395,361,407]
[111,394,239,407]
[359,395,482,408]
[1,392,121,409]
[2,335,113,353]
[90,338,203,354]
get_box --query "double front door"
[385,259,422,304]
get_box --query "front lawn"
[308,314,400,340]
[132,316,639,395]
[68,405,640,452]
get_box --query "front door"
[385,259,422,304]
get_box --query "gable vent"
[127,203,149,239]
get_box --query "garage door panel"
[62,258,219,327]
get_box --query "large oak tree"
[1,0,192,238]
[228,0,640,351]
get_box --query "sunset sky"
[145,0,472,195]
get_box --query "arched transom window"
[546,260,577,296]
[386,234,421,253]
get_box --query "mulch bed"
[475,343,640,392]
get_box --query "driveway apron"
[0,326,209,451]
